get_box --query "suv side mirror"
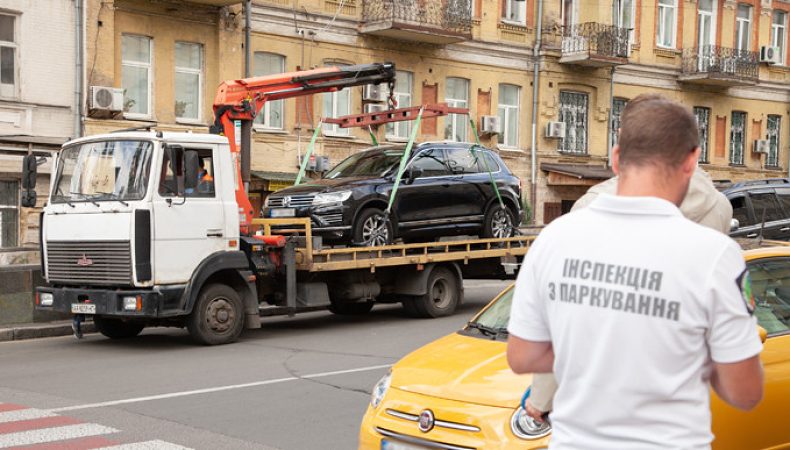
[404,166,423,183]
[730,218,740,232]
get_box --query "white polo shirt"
[508,194,763,450]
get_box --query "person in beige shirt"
[524,166,734,419]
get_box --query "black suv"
[262,142,522,246]
[722,178,790,240]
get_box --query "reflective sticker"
[736,269,756,315]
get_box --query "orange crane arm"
[209,63,396,234]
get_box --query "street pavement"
[0,280,511,450]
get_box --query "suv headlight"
[313,191,352,206]
[510,406,552,439]
[370,372,391,408]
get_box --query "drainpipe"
[242,0,252,194]
[245,0,252,78]
[529,0,544,225]
[74,0,84,139]
[606,66,615,166]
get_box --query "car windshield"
[324,148,404,179]
[747,256,790,336]
[52,140,153,203]
[465,286,513,340]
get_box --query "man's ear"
[683,147,701,175]
[611,145,621,175]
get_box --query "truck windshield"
[52,140,153,203]
[324,149,404,179]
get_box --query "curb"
[0,321,96,342]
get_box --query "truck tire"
[93,316,145,339]
[403,267,460,318]
[482,203,516,239]
[328,301,374,315]
[353,208,393,246]
[187,283,245,345]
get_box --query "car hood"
[271,176,386,195]
[391,332,530,409]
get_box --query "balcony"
[679,46,759,86]
[559,23,630,67]
[360,0,472,45]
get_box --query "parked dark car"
[262,142,522,246]
[722,178,790,240]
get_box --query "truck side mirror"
[22,154,37,190]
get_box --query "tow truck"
[27,63,533,345]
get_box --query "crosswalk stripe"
[14,436,119,449]
[0,405,25,413]
[97,440,192,449]
[0,409,55,424]
[0,423,118,448]
[0,416,80,434]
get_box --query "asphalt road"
[0,280,511,450]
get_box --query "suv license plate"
[71,304,96,314]
[270,208,296,218]
[381,440,428,450]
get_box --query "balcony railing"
[360,0,472,44]
[559,23,630,66]
[680,46,759,86]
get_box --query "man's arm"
[507,335,554,374]
[710,355,764,411]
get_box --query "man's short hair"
[618,94,699,169]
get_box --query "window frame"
[502,0,527,25]
[656,0,678,49]
[730,111,747,166]
[767,114,782,168]
[322,88,352,137]
[0,179,19,249]
[386,70,414,141]
[0,13,18,99]
[444,77,470,143]
[617,0,636,45]
[174,41,204,124]
[497,83,521,149]
[772,11,787,65]
[253,52,286,131]
[736,4,753,52]
[611,97,628,150]
[121,34,154,120]
[694,106,711,163]
[558,90,589,155]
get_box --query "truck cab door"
[151,145,227,284]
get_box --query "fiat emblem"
[418,409,435,433]
[76,254,93,267]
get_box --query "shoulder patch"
[735,269,756,315]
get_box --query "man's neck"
[616,168,684,206]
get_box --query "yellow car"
[359,246,790,450]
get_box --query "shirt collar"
[589,193,683,217]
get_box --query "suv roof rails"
[728,178,790,189]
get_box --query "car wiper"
[71,193,100,207]
[96,194,129,207]
[54,186,75,208]
[466,322,502,338]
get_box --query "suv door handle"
[746,233,758,238]
[781,227,790,232]
[206,230,224,237]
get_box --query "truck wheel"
[353,208,393,246]
[404,267,460,318]
[328,301,374,315]
[187,284,244,345]
[93,316,145,339]
[482,204,516,239]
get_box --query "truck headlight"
[510,406,552,439]
[370,372,391,409]
[313,191,352,206]
[40,293,54,306]
[123,296,141,311]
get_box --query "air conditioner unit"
[364,103,386,114]
[546,121,566,139]
[760,46,782,64]
[314,155,331,172]
[89,86,124,111]
[480,115,501,135]
[297,154,317,171]
[362,84,386,102]
[753,139,770,154]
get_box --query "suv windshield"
[465,286,513,340]
[324,148,404,179]
[53,140,153,203]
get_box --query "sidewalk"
[0,319,95,342]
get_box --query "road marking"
[0,405,25,413]
[0,415,80,434]
[98,440,192,449]
[0,408,55,424]
[18,436,119,449]
[0,423,118,448]
[50,363,391,413]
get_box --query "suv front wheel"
[483,204,516,239]
[353,208,393,247]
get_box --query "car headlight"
[370,372,391,408]
[313,191,352,206]
[510,406,552,440]
[39,292,54,306]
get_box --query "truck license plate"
[381,440,428,450]
[270,208,296,218]
[71,303,96,314]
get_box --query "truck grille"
[46,241,133,285]
[267,194,315,208]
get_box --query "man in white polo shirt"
[506,95,763,449]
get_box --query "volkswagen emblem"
[418,409,435,433]
[76,254,93,267]
[282,196,291,207]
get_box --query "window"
[559,91,588,154]
[174,42,203,122]
[0,180,18,248]
[445,78,469,142]
[746,257,790,336]
[562,0,575,28]
[694,107,711,163]
[254,52,285,129]
[750,193,784,222]
[322,88,351,136]
[697,0,716,50]
[446,148,481,174]
[730,195,751,226]
[411,149,450,177]
[657,0,677,48]
[736,4,752,52]
[122,35,152,118]
[611,98,628,149]
[773,11,787,65]
[497,84,520,148]
[159,149,215,198]
[617,0,635,44]
[0,14,17,98]
[767,115,781,168]
[730,111,746,165]
[502,0,527,24]
[386,71,413,140]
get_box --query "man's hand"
[524,400,546,423]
